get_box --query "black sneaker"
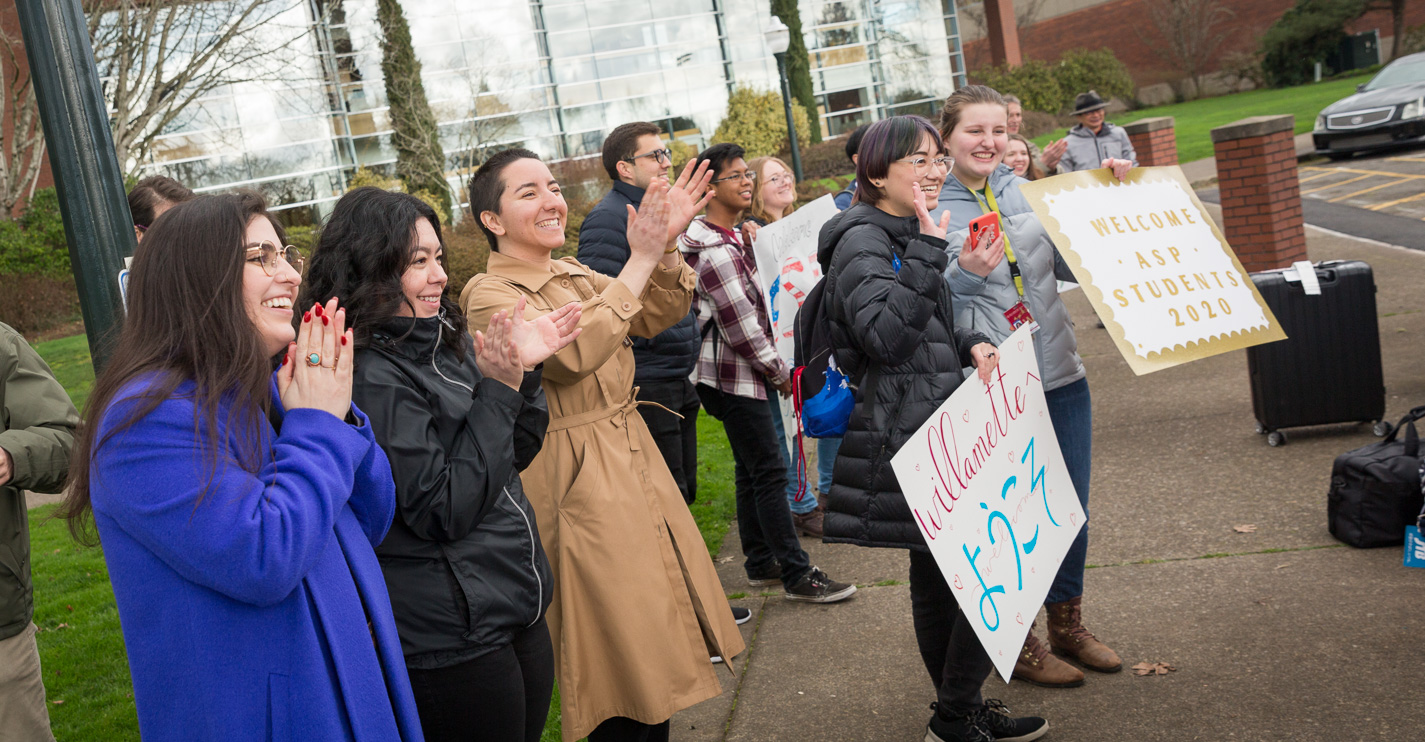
[925,703,994,742]
[980,700,1049,742]
[746,563,781,587]
[731,606,752,625]
[784,566,856,603]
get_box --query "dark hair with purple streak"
[853,116,944,208]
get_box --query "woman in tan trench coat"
[460,149,744,742]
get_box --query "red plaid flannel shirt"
[679,218,789,400]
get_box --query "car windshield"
[1364,59,1425,91]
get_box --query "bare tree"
[1366,0,1408,61]
[1142,0,1235,99]
[442,42,521,211]
[84,0,313,177]
[0,30,45,215]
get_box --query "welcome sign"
[890,327,1085,682]
[1018,166,1285,374]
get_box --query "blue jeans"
[768,394,818,514]
[1044,377,1092,604]
[816,436,841,495]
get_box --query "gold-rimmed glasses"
[245,240,304,276]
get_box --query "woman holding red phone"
[933,85,1133,691]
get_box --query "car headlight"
[1315,114,1328,132]
[1402,98,1425,120]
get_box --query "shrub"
[443,222,489,293]
[345,167,450,225]
[1220,50,1268,91]
[972,58,1065,114]
[711,86,813,160]
[285,225,318,254]
[0,188,70,279]
[785,134,854,182]
[0,272,81,337]
[1260,0,1364,87]
[1398,22,1425,57]
[1053,48,1135,107]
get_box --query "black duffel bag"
[1327,405,1425,547]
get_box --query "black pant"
[406,619,555,742]
[636,378,701,505]
[695,383,811,587]
[908,550,994,713]
[587,717,670,742]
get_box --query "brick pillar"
[984,0,1022,67]
[1209,115,1306,273]
[1122,116,1177,166]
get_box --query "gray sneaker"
[784,566,856,603]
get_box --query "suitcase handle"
[1383,415,1420,458]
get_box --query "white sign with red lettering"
[889,327,1085,682]
[750,194,839,362]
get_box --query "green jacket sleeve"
[0,324,80,494]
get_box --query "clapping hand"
[663,157,715,242]
[278,297,354,420]
[969,342,1000,384]
[509,295,582,370]
[1041,138,1068,171]
[627,179,675,262]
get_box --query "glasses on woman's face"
[764,173,794,188]
[245,240,304,276]
[896,155,954,177]
[710,170,757,185]
[626,148,673,165]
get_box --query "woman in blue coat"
[60,192,423,741]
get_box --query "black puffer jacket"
[818,203,991,552]
[577,180,700,381]
[353,314,553,670]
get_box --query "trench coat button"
[622,302,632,311]
[561,279,571,288]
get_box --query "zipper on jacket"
[504,487,546,627]
[430,311,474,394]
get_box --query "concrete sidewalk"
[671,206,1425,741]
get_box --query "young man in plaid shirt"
[680,143,855,604]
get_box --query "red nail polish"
[314,304,323,317]
[321,316,329,326]
[303,311,311,322]
[340,336,348,346]
[281,354,288,366]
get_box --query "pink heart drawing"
[1017,339,1026,351]
[962,410,971,423]
[953,575,964,590]
[915,463,920,471]
[1016,613,1024,625]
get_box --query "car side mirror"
[1357,83,1367,93]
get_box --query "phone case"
[968,212,1000,245]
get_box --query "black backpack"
[1327,405,1425,547]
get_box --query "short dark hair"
[845,124,870,164]
[128,175,196,229]
[854,116,944,208]
[694,142,746,180]
[468,148,542,251]
[601,122,662,181]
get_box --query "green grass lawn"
[30,333,741,742]
[1031,73,1375,164]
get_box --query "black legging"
[587,716,671,742]
[908,550,995,714]
[406,618,555,742]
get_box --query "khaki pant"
[0,622,56,742]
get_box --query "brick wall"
[2,0,55,216]
[1211,116,1305,272]
[1123,117,1177,166]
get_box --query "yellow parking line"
[1311,166,1425,180]
[1297,169,1339,182]
[1301,173,1374,195]
[1368,190,1425,211]
[1327,177,1412,202]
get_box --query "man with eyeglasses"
[577,123,706,509]
[680,143,856,605]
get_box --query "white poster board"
[1018,166,1285,374]
[890,327,1086,682]
[750,194,840,363]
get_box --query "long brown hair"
[746,156,796,224]
[60,192,287,544]
[936,85,1007,143]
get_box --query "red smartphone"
[968,212,1001,249]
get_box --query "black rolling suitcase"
[1247,260,1388,446]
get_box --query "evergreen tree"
[771,0,822,144]
[376,0,452,216]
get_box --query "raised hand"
[1101,158,1133,181]
[959,227,1005,277]
[970,342,1000,384]
[664,157,715,241]
[1041,138,1068,171]
[912,179,951,239]
[627,179,674,263]
[508,295,582,370]
[473,308,524,390]
[278,297,354,420]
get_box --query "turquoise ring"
[306,352,322,367]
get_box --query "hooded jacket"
[817,203,990,551]
[353,314,553,670]
[933,165,1086,392]
[577,180,700,382]
[1057,121,1137,174]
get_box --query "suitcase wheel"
[1267,431,1287,447]
[1255,422,1268,435]
[1371,420,1392,437]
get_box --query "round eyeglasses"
[710,170,757,185]
[245,240,304,276]
[896,156,954,177]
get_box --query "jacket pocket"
[267,673,291,742]
[441,545,485,642]
[555,440,597,524]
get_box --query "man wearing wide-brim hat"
[1041,90,1138,175]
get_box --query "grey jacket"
[931,165,1086,391]
[0,322,79,640]
[1058,122,1137,174]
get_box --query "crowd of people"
[0,84,1141,742]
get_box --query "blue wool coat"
[89,373,424,742]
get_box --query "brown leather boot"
[1046,596,1122,673]
[1012,625,1084,687]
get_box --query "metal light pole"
[764,17,803,182]
[15,0,137,372]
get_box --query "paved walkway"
[672,204,1425,741]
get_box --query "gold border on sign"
[1018,166,1286,375]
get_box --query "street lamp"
[765,16,804,182]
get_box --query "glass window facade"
[125,0,966,221]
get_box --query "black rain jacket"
[817,203,991,552]
[353,314,552,669]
